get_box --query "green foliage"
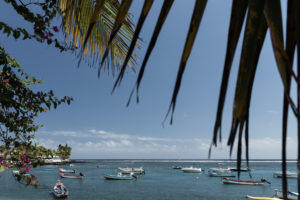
[0,46,73,185]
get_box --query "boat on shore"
[118,167,145,174]
[273,171,297,178]
[181,167,203,173]
[222,177,270,185]
[275,190,298,200]
[59,168,75,173]
[60,172,83,179]
[104,172,137,180]
[53,180,69,199]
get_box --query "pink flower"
[44,108,48,112]
[3,79,8,83]
[49,32,54,37]
[26,167,30,172]
[22,155,27,160]
[44,35,49,40]
[36,92,40,96]
[3,162,8,169]
[53,26,59,32]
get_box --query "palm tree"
[71,0,299,198]
[58,0,139,75]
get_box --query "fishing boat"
[273,171,297,178]
[53,180,69,199]
[222,177,270,185]
[181,166,203,173]
[275,190,298,200]
[59,168,75,173]
[118,167,145,174]
[60,172,83,179]
[104,172,137,180]
[246,195,280,200]
[208,171,235,177]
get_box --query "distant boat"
[118,167,145,175]
[60,172,83,179]
[59,168,75,173]
[69,164,74,167]
[275,190,298,200]
[273,171,297,178]
[222,177,270,185]
[246,195,280,200]
[228,167,251,172]
[53,180,69,199]
[209,167,231,173]
[208,171,235,177]
[104,172,137,180]
[181,167,203,173]
[172,166,182,170]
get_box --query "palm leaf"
[127,0,175,106]
[113,0,154,92]
[211,0,249,154]
[101,0,133,66]
[227,0,267,161]
[58,0,137,74]
[165,0,207,124]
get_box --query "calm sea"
[0,159,297,200]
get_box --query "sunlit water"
[0,159,297,200]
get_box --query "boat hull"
[222,178,264,185]
[181,167,202,173]
[104,174,135,180]
[60,173,82,179]
[246,195,280,200]
[53,185,69,199]
[59,168,75,173]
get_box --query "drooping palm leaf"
[58,0,137,74]
[227,0,267,165]
[127,0,174,106]
[165,0,207,124]
[113,0,154,92]
[210,0,249,157]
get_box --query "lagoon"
[0,160,297,200]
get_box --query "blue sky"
[1,1,297,159]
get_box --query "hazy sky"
[1,1,297,159]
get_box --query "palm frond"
[58,0,137,74]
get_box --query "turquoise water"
[0,160,297,200]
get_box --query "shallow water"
[0,160,297,200]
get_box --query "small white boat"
[172,166,182,170]
[273,171,297,178]
[104,172,137,180]
[275,190,298,200]
[60,173,83,179]
[118,167,145,174]
[53,180,69,199]
[228,167,251,172]
[181,166,203,173]
[222,177,270,185]
[69,164,74,167]
[208,171,235,177]
[246,195,280,200]
[59,168,75,173]
[209,167,231,173]
[12,170,30,177]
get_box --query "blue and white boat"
[104,172,137,180]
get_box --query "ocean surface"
[0,159,297,200]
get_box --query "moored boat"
[60,172,83,179]
[208,171,235,177]
[53,180,69,199]
[222,177,270,185]
[104,172,137,180]
[273,171,297,178]
[246,195,280,200]
[118,167,145,174]
[172,166,182,170]
[209,167,231,173]
[275,190,298,200]
[228,167,251,172]
[181,166,203,173]
[59,168,75,173]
